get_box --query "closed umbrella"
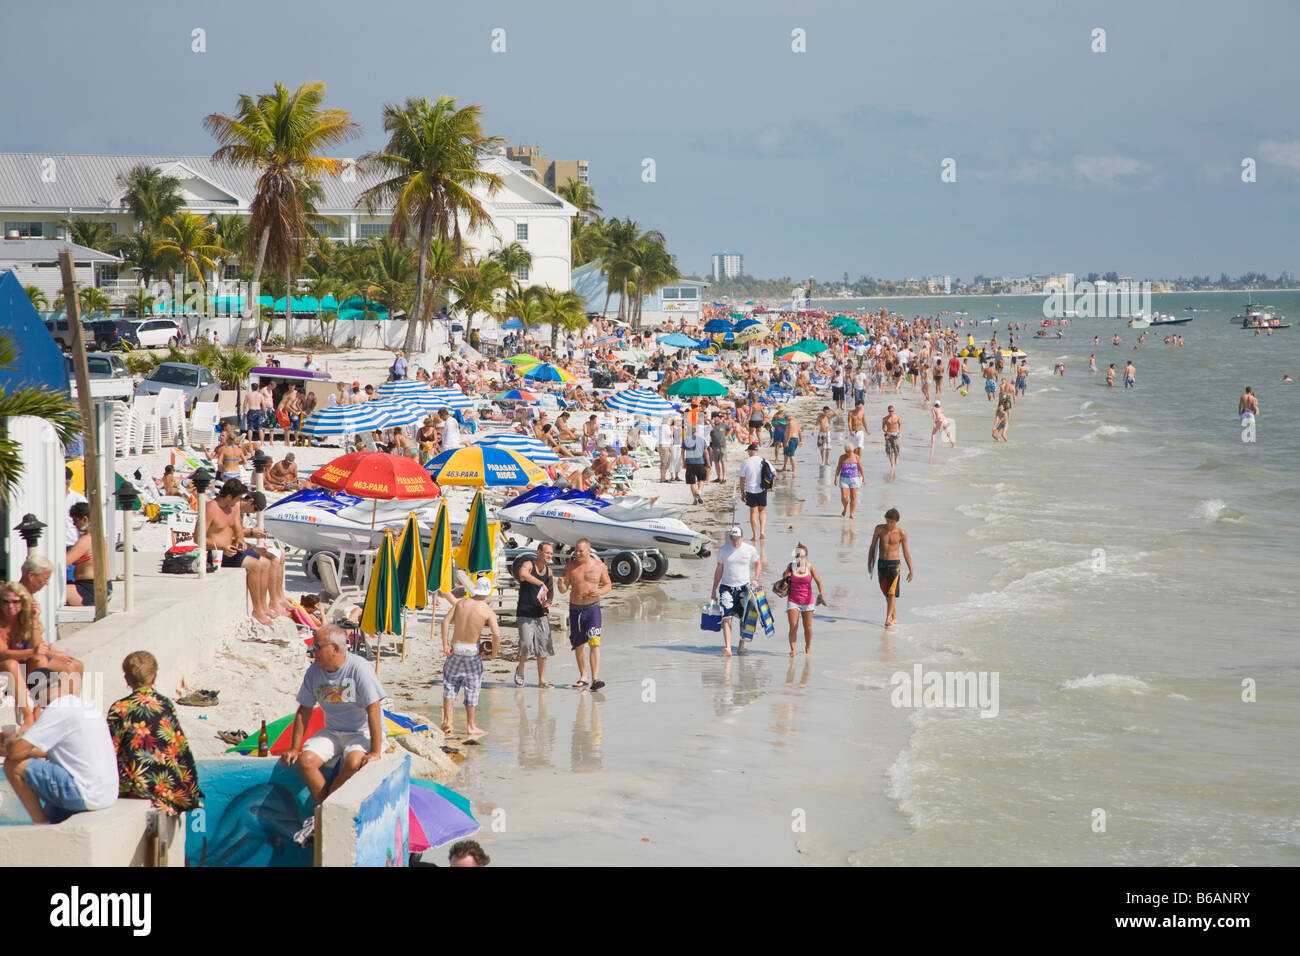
[225,706,428,754]
[452,489,494,586]
[424,500,454,596]
[360,530,402,673]
[394,511,427,662]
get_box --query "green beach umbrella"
[792,338,829,354]
[424,500,455,595]
[452,490,494,581]
[395,511,428,611]
[665,376,728,397]
[361,530,402,672]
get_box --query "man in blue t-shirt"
[284,625,386,830]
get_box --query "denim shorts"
[24,758,88,823]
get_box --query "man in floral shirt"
[106,651,203,814]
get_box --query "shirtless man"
[780,413,801,474]
[278,385,304,445]
[815,406,834,466]
[882,405,902,470]
[1124,361,1136,389]
[867,507,914,629]
[556,539,612,691]
[264,453,300,493]
[1107,363,1116,387]
[1238,386,1259,428]
[847,401,869,453]
[983,361,998,401]
[438,578,501,737]
[216,433,245,482]
[581,415,601,455]
[202,479,275,625]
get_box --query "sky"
[4,0,1298,281]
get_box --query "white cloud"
[1072,155,1144,186]
[1257,140,1300,177]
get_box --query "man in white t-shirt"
[736,442,769,539]
[1,667,118,823]
[438,408,462,451]
[65,467,87,548]
[284,625,386,845]
[655,415,678,482]
[710,526,760,656]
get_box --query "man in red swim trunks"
[867,507,914,629]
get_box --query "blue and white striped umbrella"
[426,387,476,412]
[375,379,434,398]
[472,432,561,465]
[605,388,677,418]
[300,403,390,436]
[367,399,425,428]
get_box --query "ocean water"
[835,291,1300,865]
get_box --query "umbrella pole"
[401,609,408,662]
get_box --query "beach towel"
[741,587,776,641]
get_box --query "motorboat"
[1150,314,1192,326]
[1233,301,1289,329]
[530,497,712,560]
[263,488,448,555]
[495,485,607,544]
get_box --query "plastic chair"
[131,395,161,454]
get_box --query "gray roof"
[0,152,574,216]
[0,239,120,263]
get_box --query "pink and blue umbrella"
[409,779,478,852]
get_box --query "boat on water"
[1233,300,1289,329]
[1151,314,1192,326]
[530,497,712,560]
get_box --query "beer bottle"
[256,719,270,757]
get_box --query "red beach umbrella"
[310,451,440,499]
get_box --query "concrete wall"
[56,555,246,703]
[318,752,410,867]
[0,799,185,867]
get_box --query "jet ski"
[495,485,607,544]
[530,496,711,559]
[263,488,448,554]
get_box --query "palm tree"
[535,287,587,353]
[600,217,646,319]
[24,285,48,311]
[123,288,157,318]
[0,334,80,502]
[119,233,165,289]
[571,215,609,268]
[117,165,185,233]
[625,236,678,330]
[156,213,226,290]
[506,286,545,339]
[358,95,505,353]
[210,214,249,284]
[445,258,511,344]
[213,347,257,416]
[204,81,359,329]
[63,217,124,254]
[489,241,532,293]
[79,287,112,318]
[557,179,602,220]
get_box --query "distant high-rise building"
[504,145,589,191]
[712,252,743,281]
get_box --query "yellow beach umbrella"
[360,530,402,673]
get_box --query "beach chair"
[359,431,379,452]
[131,395,161,454]
[154,388,185,445]
[112,401,132,458]
[189,402,221,453]
[316,553,363,610]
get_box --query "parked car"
[133,362,220,412]
[65,353,131,380]
[133,318,183,349]
[43,318,96,351]
[88,319,141,351]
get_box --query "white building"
[0,152,577,297]
[0,238,121,302]
[711,252,743,281]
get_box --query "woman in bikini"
[0,581,57,730]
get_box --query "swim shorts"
[817,432,829,449]
[685,462,709,484]
[744,490,768,508]
[877,559,902,598]
[222,547,261,569]
[442,650,484,705]
[985,379,996,394]
[246,409,264,431]
[851,430,865,449]
[569,602,603,649]
[73,579,112,604]
[785,437,799,457]
[831,386,845,402]
[517,616,554,658]
[718,583,750,619]
[885,434,900,457]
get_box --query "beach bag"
[760,457,775,490]
[771,567,791,598]
[161,546,198,575]
[700,600,723,632]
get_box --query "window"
[4,220,56,238]
[661,288,680,300]
[515,223,528,241]
[516,266,529,282]
[358,223,389,238]
[149,366,199,387]
[678,287,698,299]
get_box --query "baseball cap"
[352,380,360,388]
[933,401,941,407]
[747,442,758,450]
[728,525,743,538]
[472,578,493,596]
[243,491,267,511]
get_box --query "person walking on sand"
[438,578,501,737]
[737,442,769,539]
[815,406,834,466]
[781,412,801,474]
[930,401,955,455]
[848,400,869,452]
[868,508,914,628]
[882,405,902,471]
[776,543,825,656]
[557,539,612,691]
[833,442,863,519]
[710,526,760,657]
[514,543,555,688]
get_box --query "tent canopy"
[0,270,68,394]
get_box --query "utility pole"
[59,250,109,620]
